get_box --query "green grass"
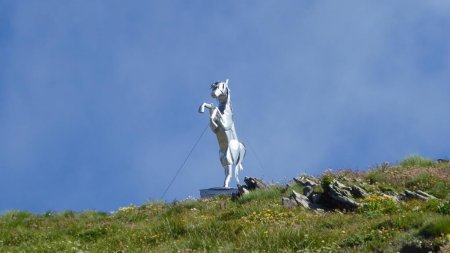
[400,155,435,168]
[1,157,449,252]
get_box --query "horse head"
[210,79,229,102]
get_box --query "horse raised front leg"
[198,103,213,113]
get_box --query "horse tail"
[235,165,240,184]
[234,142,246,183]
[237,142,246,169]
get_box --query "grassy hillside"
[1,156,449,252]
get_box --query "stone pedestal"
[200,187,238,198]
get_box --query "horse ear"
[225,79,229,85]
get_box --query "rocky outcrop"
[235,175,437,212]
[283,176,439,211]
[283,179,360,210]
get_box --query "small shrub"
[359,195,398,215]
[379,185,396,193]
[400,155,434,168]
[419,216,450,238]
[366,170,385,184]
[179,199,203,211]
[321,174,334,190]
[429,181,450,199]
[1,211,33,228]
[437,201,450,215]
[159,217,187,239]
[426,199,450,215]
[375,213,424,230]
[77,227,108,242]
[62,210,75,218]
[405,173,438,191]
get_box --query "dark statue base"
[200,187,238,198]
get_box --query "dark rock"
[232,177,270,200]
[400,244,437,253]
[303,186,314,198]
[309,193,322,204]
[399,192,407,200]
[437,158,449,163]
[293,176,318,187]
[237,184,250,196]
[243,177,268,190]
[350,185,368,198]
[404,190,423,200]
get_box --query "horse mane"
[218,84,233,114]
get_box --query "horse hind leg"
[234,143,247,184]
[223,165,232,188]
[234,164,241,184]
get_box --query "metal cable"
[160,124,209,200]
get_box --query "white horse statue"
[199,79,246,188]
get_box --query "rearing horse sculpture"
[199,79,246,188]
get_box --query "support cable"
[160,124,209,200]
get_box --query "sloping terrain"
[1,156,449,252]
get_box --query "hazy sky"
[1,1,449,213]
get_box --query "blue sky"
[1,1,449,213]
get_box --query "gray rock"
[313,208,325,214]
[303,186,314,198]
[415,190,436,200]
[282,197,297,208]
[403,190,432,200]
[326,181,360,209]
[341,176,351,182]
[332,180,352,192]
[384,191,399,197]
[291,190,312,209]
[293,176,318,187]
[350,185,368,199]
[353,177,363,183]
[383,191,400,202]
